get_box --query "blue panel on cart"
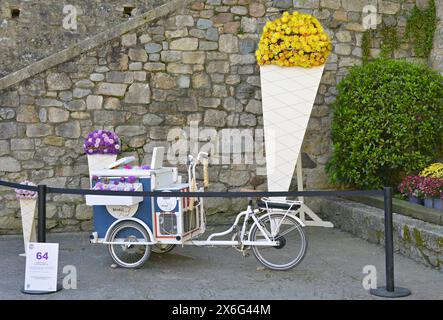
[92,178,153,238]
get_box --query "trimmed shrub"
[327,59,443,189]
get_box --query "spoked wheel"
[152,244,176,254]
[107,221,151,269]
[250,213,307,271]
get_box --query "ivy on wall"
[405,0,437,58]
[362,0,437,62]
[379,25,400,59]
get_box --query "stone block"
[46,73,72,91]
[55,122,81,139]
[204,109,227,127]
[170,38,199,51]
[128,48,148,62]
[182,51,206,64]
[219,34,239,53]
[0,157,21,172]
[124,83,150,104]
[48,107,69,123]
[95,83,128,97]
[26,124,53,137]
[86,95,103,110]
[122,33,137,47]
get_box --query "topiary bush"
[327,59,443,189]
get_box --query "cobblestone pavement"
[0,227,442,300]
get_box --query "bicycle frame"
[181,202,278,247]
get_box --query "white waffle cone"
[19,199,37,253]
[87,154,118,173]
[260,64,325,195]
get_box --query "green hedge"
[327,59,443,189]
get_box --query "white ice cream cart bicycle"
[86,148,307,271]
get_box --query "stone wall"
[0,0,441,234]
[0,0,170,77]
[311,198,443,271]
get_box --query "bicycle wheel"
[152,244,176,254]
[108,221,151,269]
[250,213,307,271]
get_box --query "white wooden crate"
[85,183,143,206]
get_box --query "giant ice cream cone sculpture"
[256,11,332,195]
[15,181,38,254]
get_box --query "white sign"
[157,196,177,212]
[24,242,59,292]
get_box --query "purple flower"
[120,177,126,183]
[141,165,151,170]
[83,130,121,155]
[15,180,37,200]
[92,175,98,181]
[128,176,137,184]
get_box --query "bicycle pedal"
[242,251,250,258]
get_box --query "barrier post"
[370,187,411,298]
[37,184,47,243]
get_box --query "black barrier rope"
[0,179,38,191]
[4,177,384,197]
[0,179,410,298]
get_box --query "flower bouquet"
[84,130,121,173]
[257,11,332,194]
[421,177,443,209]
[399,175,425,204]
[15,180,38,254]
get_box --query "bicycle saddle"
[257,200,301,210]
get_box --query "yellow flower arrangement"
[420,163,443,178]
[256,11,332,68]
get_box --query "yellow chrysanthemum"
[256,11,332,68]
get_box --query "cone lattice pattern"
[87,154,118,174]
[260,65,325,193]
[19,199,37,252]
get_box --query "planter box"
[433,199,443,211]
[86,183,143,206]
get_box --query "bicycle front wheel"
[250,213,307,271]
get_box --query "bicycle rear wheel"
[250,213,307,271]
